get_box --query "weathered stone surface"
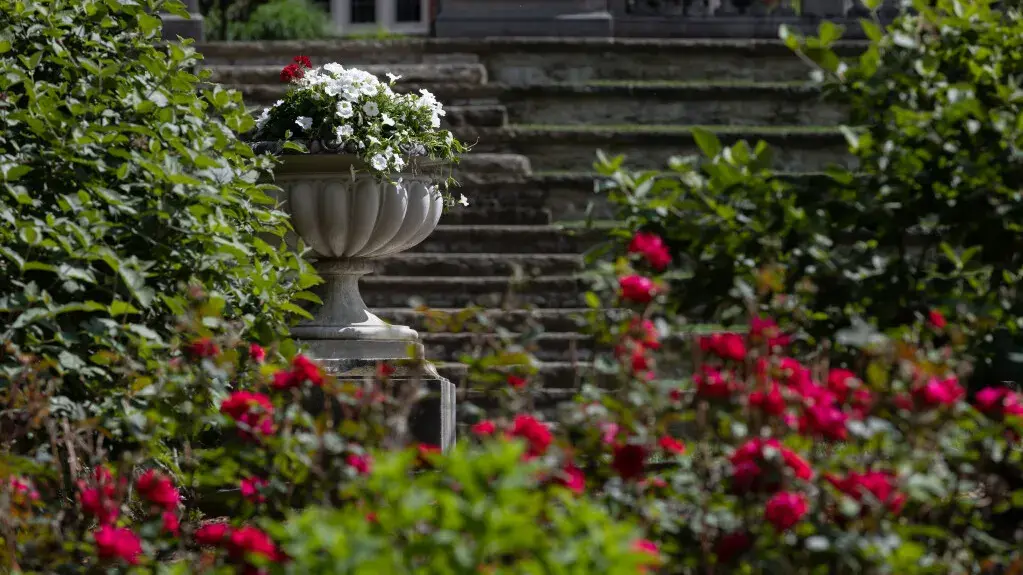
[445,105,508,128]
[407,225,601,254]
[452,153,531,175]
[161,14,204,41]
[439,205,552,226]
[374,252,583,277]
[462,126,852,172]
[374,307,597,333]
[359,275,584,309]
[421,331,594,363]
[502,83,845,127]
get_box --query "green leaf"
[109,300,139,316]
[280,301,314,320]
[691,127,722,159]
[817,20,844,46]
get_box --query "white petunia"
[295,116,313,131]
[343,86,361,102]
[370,154,388,171]
[334,124,354,140]
[458,194,469,207]
[323,62,345,74]
[362,101,379,117]
[256,107,271,129]
[391,155,405,171]
[336,101,354,118]
[386,72,402,83]
[381,113,395,127]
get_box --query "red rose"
[780,448,813,480]
[893,392,914,411]
[346,454,372,475]
[618,275,659,304]
[912,376,964,407]
[749,317,790,349]
[507,374,527,389]
[826,368,858,402]
[185,337,220,359]
[136,469,180,511]
[715,531,752,561]
[731,460,762,492]
[826,471,905,514]
[612,443,647,481]
[694,366,735,399]
[162,511,180,535]
[764,491,809,532]
[248,343,266,363]
[698,332,746,362]
[240,477,268,503]
[928,309,947,329]
[628,318,661,349]
[416,443,441,467]
[798,403,849,441]
[292,55,313,69]
[509,415,553,458]
[280,63,305,83]
[195,522,232,546]
[729,439,813,492]
[227,525,280,562]
[559,463,585,494]
[627,232,672,270]
[220,391,274,439]
[658,435,686,455]
[749,382,787,416]
[377,362,396,379]
[78,467,120,525]
[471,420,497,436]
[94,525,143,564]
[292,354,323,386]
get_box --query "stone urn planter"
[268,151,455,449]
[271,153,446,361]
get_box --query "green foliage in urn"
[0,0,318,391]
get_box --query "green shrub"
[0,0,318,393]
[238,0,336,41]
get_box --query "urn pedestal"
[272,154,456,450]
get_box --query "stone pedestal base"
[301,347,457,451]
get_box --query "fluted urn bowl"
[270,153,447,360]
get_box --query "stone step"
[501,82,844,127]
[421,331,594,363]
[233,82,499,106]
[195,38,866,82]
[409,225,600,254]
[360,275,583,309]
[460,125,851,172]
[435,361,591,398]
[205,62,488,86]
[374,253,583,277]
[374,307,595,333]
[439,205,551,226]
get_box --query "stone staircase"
[199,38,855,399]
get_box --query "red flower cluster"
[612,443,647,481]
[7,476,40,506]
[249,343,266,363]
[698,332,746,362]
[346,453,372,475]
[195,523,283,566]
[558,463,585,494]
[280,55,312,83]
[94,525,143,565]
[764,491,809,532]
[658,435,686,455]
[509,415,553,459]
[694,366,739,399]
[471,419,497,436]
[79,467,121,526]
[615,318,661,381]
[136,469,180,511]
[272,354,324,390]
[729,438,812,493]
[240,477,268,503]
[975,386,1023,418]
[749,317,791,350]
[912,375,965,407]
[507,374,528,389]
[627,232,672,270]
[186,337,220,359]
[220,391,274,439]
[928,308,947,329]
[825,470,906,514]
[619,275,660,304]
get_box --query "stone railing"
[434,0,901,38]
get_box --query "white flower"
[362,101,379,117]
[334,124,354,140]
[343,86,361,102]
[295,116,313,131]
[458,194,469,207]
[370,154,388,171]
[336,101,354,118]
[256,107,271,129]
[381,113,395,127]
[323,62,345,74]
[386,72,402,83]
[392,155,405,171]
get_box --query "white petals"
[295,116,313,131]
[370,154,388,171]
[362,102,379,117]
